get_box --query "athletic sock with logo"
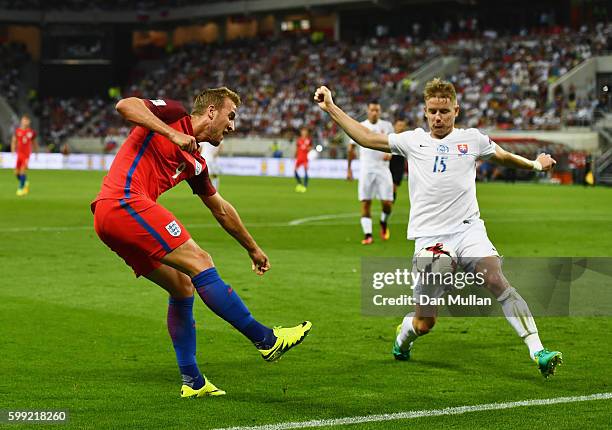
[497,287,543,358]
[192,267,275,348]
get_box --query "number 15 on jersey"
[433,155,448,173]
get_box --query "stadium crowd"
[0,42,29,110]
[388,23,611,131]
[3,23,611,151]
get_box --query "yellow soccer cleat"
[180,378,226,398]
[23,181,30,195]
[259,321,312,362]
[380,223,390,240]
[16,188,24,197]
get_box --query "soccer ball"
[414,243,457,274]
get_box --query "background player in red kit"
[11,114,38,196]
[91,87,311,398]
[294,127,312,192]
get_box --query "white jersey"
[352,119,394,172]
[388,128,497,239]
[200,142,221,174]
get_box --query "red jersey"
[296,137,312,160]
[94,99,216,208]
[14,127,36,156]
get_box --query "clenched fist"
[535,153,556,171]
[314,86,335,112]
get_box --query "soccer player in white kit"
[314,79,562,378]
[347,102,395,245]
[201,142,221,189]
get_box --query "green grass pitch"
[1,169,611,429]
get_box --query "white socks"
[523,333,544,359]
[497,287,543,358]
[380,211,390,224]
[396,312,419,350]
[396,288,544,359]
[360,217,372,235]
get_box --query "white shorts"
[207,161,220,176]
[412,219,499,304]
[358,169,394,201]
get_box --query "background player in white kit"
[346,102,395,245]
[314,79,563,378]
[201,142,221,189]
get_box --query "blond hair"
[192,87,241,115]
[423,78,456,103]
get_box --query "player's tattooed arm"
[200,193,270,275]
[491,145,556,172]
[115,98,197,152]
[314,86,391,153]
[10,134,16,153]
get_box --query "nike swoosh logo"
[419,145,428,148]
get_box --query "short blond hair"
[423,78,456,103]
[192,87,241,115]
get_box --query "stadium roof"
[1,0,456,24]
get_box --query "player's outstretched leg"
[393,310,434,361]
[478,257,563,378]
[497,287,563,377]
[192,268,311,362]
[163,240,312,363]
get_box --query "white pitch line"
[213,392,612,430]
[0,213,361,233]
[0,219,358,234]
[288,213,356,226]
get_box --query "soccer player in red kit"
[11,115,38,196]
[91,87,312,398]
[294,127,312,192]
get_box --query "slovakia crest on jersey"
[165,220,182,237]
[457,144,468,154]
[194,159,202,176]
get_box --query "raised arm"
[314,86,391,153]
[490,145,556,171]
[115,97,197,152]
[199,192,270,275]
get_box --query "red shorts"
[92,198,191,277]
[16,154,30,170]
[295,158,308,169]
